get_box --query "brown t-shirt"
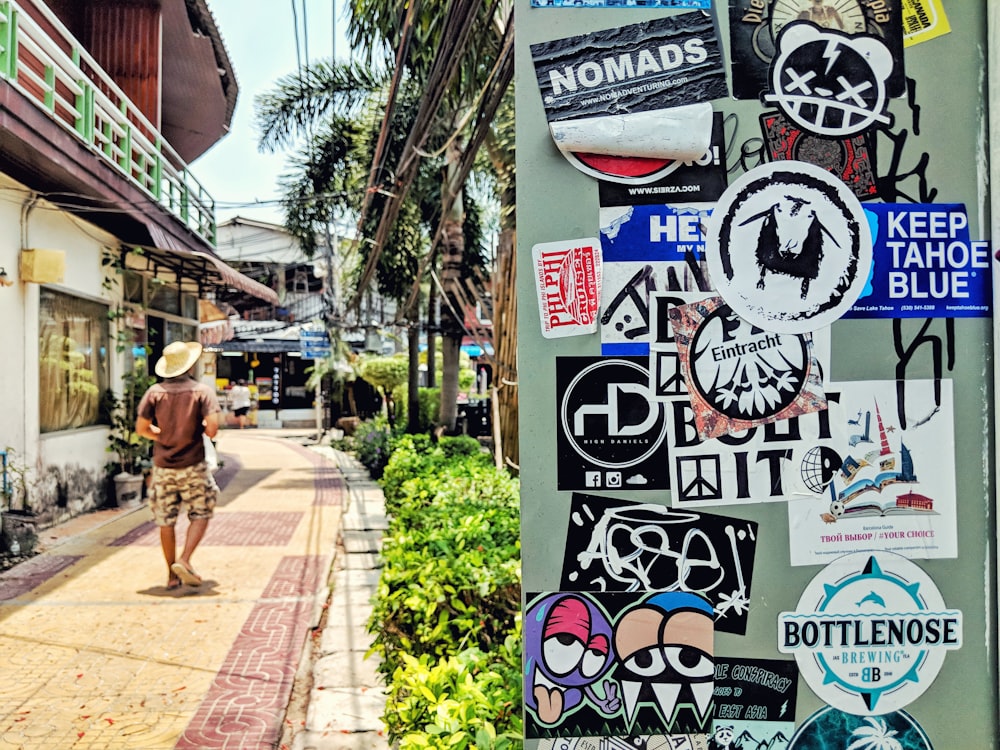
[137,378,222,469]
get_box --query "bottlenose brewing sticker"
[844,204,991,319]
[561,494,758,635]
[668,296,826,441]
[525,591,715,737]
[788,706,934,750]
[705,160,872,334]
[712,658,798,749]
[728,0,905,101]
[557,357,669,491]
[778,551,962,715]
[532,238,603,338]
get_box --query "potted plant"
[105,359,156,507]
[1,447,39,555]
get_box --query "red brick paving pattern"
[110,512,304,547]
[0,555,82,601]
[175,555,324,749]
[281,441,345,506]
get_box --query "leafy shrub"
[345,416,401,479]
[385,630,523,750]
[363,432,522,748]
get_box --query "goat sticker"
[706,161,872,334]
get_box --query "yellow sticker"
[901,0,951,47]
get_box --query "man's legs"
[177,517,209,571]
[159,525,180,587]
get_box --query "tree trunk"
[438,142,465,433]
[407,323,421,433]
[426,286,437,389]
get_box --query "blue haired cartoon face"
[525,593,618,725]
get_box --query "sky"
[192,1,351,226]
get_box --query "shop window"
[39,290,110,432]
[148,282,180,315]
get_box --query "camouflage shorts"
[147,462,218,526]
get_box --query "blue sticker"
[845,204,991,319]
[789,706,934,750]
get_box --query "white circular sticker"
[706,160,872,334]
[778,551,962,715]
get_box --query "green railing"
[0,0,216,246]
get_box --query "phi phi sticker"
[532,238,602,339]
[705,160,872,334]
[779,551,962,715]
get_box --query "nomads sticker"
[705,160,872,334]
[778,551,962,715]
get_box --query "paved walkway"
[0,430,389,750]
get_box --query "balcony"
[0,0,216,246]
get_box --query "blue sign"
[600,203,710,262]
[300,330,331,360]
[845,204,991,319]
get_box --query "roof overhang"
[160,0,239,163]
[126,239,279,305]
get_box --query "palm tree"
[343,0,514,435]
[846,717,903,750]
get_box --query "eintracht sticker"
[706,160,872,333]
[778,551,962,715]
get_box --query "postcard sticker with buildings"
[786,378,957,566]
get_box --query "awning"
[205,339,302,353]
[127,225,279,305]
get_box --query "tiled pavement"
[0,430,390,750]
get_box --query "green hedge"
[354,429,522,749]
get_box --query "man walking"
[135,341,221,590]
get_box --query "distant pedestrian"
[229,378,252,429]
[135,341,221,591]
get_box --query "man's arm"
[203,411,220,439]
[135,416,160,441]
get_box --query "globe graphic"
[800,446,841,493]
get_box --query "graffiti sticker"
[557,357,669,491]
[779,551,962,715]
[525,591,715,737]
[705,160,872,333]
[561,494,758,635]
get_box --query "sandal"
[167,577,182,591]
[170,561,203,587]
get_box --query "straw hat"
[155,341,203,378]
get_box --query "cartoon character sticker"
[525,591,715,737]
